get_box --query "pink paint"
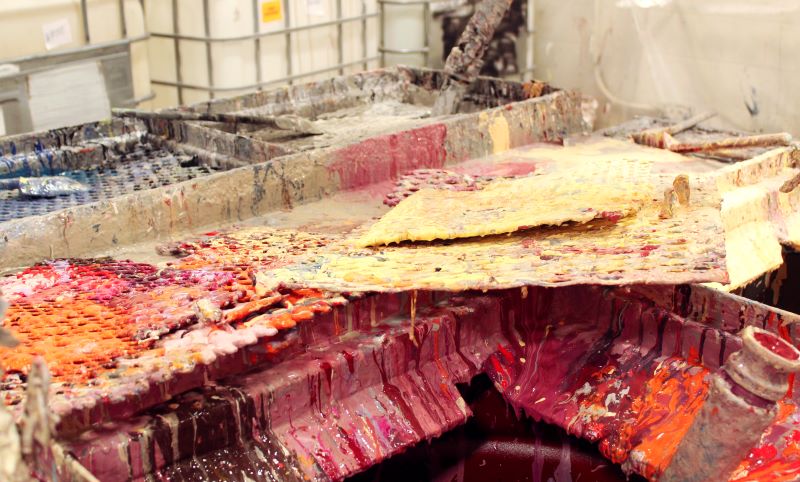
[754,332,800,360]
[454,161,538,177]
[328,124,448,190]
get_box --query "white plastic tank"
[145,0,379,109]
[381,2,428,68]
[0,0,153,111]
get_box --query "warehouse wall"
[534,0,800,134]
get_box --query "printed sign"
[43,18,73,50]
[260,0,283,23]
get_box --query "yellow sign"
[261,0,283,23]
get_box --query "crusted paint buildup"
[357,159,654,247]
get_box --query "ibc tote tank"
[0,0,152,110]
[145,0,379,109]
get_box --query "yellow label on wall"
[260,0,283,23]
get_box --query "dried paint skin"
[268,174,728,292]
[383,168,503,207]
[357,159,654,246]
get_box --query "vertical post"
[422,0,430,67]
[171,0,184,104]
[361,0,368,70]
[203,0,215,100]
[525,0,534,80]
[336,0,344,75]
[284,0,294,84]
[80,0,91,44]
[378,0,385,67]
[252,0,263,91]
[118,0,128,38]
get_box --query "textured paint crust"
[268,173,728,291]
[356,159,653,247]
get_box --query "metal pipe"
[361,0,368,70]
[0,52,130,80]
[80,0,91,44]
[422,0,430,66]
[336,0,344,75]
[284,0,294,85]
[203,0,214,99]
[379,1,386,66]
[171,0,183,104]
[0,35,149,65]
[379,47,430,54]
[151,56,381,93]
[252,0,263,91]
[119,92,157,106]
[378,0,431,5]
[118,0,128,38]
[525,0,534,80]
[150,13,377,42]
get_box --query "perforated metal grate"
[0,147,217,223]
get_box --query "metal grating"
[0,147,216,222]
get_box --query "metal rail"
[152,56,381,93]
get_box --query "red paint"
[749,444,778,464]
[640,245,660,257]
[599,211,623,223]
[497,343,515,364]
[329,124,448,190]
[779,323,796,396]
[754,332,800,360]
[341,351,356,374]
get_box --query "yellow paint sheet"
[356,159,654,247]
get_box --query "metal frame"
[150,0,380,104]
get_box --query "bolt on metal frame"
[150,0,380,104]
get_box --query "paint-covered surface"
[356,159,654,247]
[0,148,217,223]
[268,187,727,290]
[2,115,800,481]
[0,248,344,428]
[480,285,800,482]
[0,67,586,270]
[28,283,800,482]
[0,120,147,177]
[2,131,793,424]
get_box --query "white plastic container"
[0,0,152,110]
[381,2,428,68]
[145,0,379,109]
